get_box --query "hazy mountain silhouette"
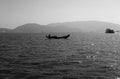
[12,23,81,33]
[48,21,120,33]
[0,28,12,33]
[12,23,47,33]
[2,21,120,33]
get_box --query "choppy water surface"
[0,33,120,79]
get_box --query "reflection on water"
[0,33,120,79]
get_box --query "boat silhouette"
[105,28,115,33]
[46,34,70,39]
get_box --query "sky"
[0,0,120,28]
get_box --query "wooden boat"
[46,34,70,39]
[105,28,115,33]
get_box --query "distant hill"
[0,28,12,33]
[12,23,81,33]
[12,23,46,33]
[3,21,120,33]
[48,21,120,33]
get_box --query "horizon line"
[1,20,120,29]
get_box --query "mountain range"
[1,21,120,33]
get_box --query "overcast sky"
[0,0,120,28]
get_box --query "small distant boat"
[46,34,70,39]
[105,28,115,33]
